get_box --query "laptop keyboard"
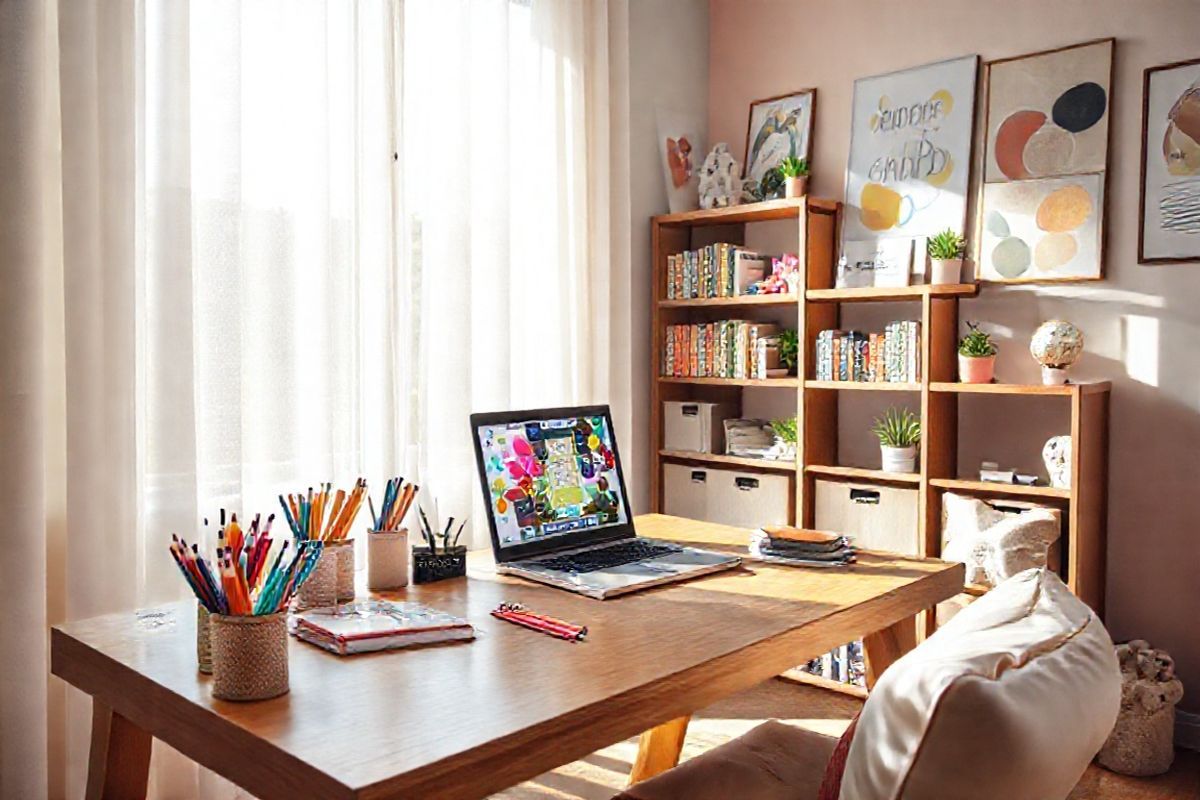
[532,539,682,574]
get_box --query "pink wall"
[710,0,1200,713]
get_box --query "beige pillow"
[840,568,1120,800]
[941,492,1060,588]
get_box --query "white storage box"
[663,401,736,454]
[814,479,919,556]
[663,464,790,529]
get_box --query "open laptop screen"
[471,406,633,561]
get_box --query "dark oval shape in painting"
[1051,82,1107,133]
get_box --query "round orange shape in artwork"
[994,110,1046,180]
[1035,232,1078,271]
[858,183,902,231]
[1036,184,1093,232]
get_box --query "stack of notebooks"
[292,600,475,655]
[749,526,857,567]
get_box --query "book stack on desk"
[749,526,856,567]
[292,600,475,655]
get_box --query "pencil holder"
[328,539,356,601]
[197,603,213,675]
[210,612,288,702]
[412,546,467,584]
[368,529,409,590]
[296,547,338,608]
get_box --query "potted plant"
[769,416,798,461]
[778,329,799,375]
[779,156,810,198]
[872,407,920,473]
[927,228,966,285]
[958,322,998,384]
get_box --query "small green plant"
[778,329,799,372]
[872,407,921,448]
[779,156,810,178]
[958,322,998,357]
[770,416,798,445]
[927,228,965,260]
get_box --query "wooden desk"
[52,514,963,799]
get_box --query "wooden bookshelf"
[649,196,1110,627]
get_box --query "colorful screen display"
[476,414,628,549]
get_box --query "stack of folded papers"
[749,526,857,567]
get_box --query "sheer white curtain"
[0,0,611,796]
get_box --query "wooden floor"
[494,679,1200,799]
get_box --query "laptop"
[470,405,741,599]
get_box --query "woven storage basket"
[329,539,356,601]
[296,547,338,608]
[210,612,288,702]
[367,529,409,590]
[196,603,213,675]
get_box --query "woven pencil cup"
[210,612,288,702]
[329,539,356,601]
[296,547,338,608]
[197,603,213,674]
[368,529,409,590]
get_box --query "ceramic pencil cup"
[328,539,356,602]
[296,547,338,608]
[368,529,409,591]
[197,603,213,675]
[210,612,289,702]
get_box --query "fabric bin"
[664,463,789,529]
[813,479,919,556]
[663,401,736,454]
[663,464,712,521]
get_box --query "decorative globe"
[1030,320,1084,368]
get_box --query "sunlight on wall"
[998,283,1167,309]
[1122,314,1160,388]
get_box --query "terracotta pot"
[881,445,917,473]
[958,354,996,384]
[784,176,808,198]
[930,257,962,285]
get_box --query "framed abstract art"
[979,38,1114,282]
[842,56,978,258]
[1139,57,1200,264]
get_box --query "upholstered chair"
[618,568,1121,800]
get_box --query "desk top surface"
[51,514,963,800]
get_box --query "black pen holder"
[412,546,467,584]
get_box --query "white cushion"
[941,493,1060,588]
[841,568,1120,800]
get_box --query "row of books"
[666,244,768,300]
[799,640,866,688]
[662,321,782,380]
[814,321,921,383]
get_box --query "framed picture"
[1139,57,1200,264]
[842,238,914,288]
[979,173,1104,282]
[980,38,1113,283]
[842,56,978,250]
[743,89,815,191]
[656,109,704,214]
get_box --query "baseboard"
[1176,710,1200,751]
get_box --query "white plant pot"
[881,445,917,474]
[930,258,963,285]
[1041,365,1069,385]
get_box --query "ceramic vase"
[784,176,808,198]
[881,445,917,473]
[1042,436,1071,488]
[958,354,996,384]
[930,258,962,285]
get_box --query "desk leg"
[863,614,917,689]
[86,699,152,800]
[628,715,691,786]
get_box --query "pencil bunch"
[169,517,325,616]
[369,476,418,532]
[491,603,587,642]
[278,479,366,542]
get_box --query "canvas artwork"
[1140,58,1200,263]
[985,39,1113,183]
[656,109,703,214]
[843,56,978,249]
[743,90,815,190]
[979,173,1104,281]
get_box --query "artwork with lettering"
[1139,57,1200,264]
[843,55,978,250]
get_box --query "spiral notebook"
[292,600,475,655]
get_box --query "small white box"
[663,401,736,454]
